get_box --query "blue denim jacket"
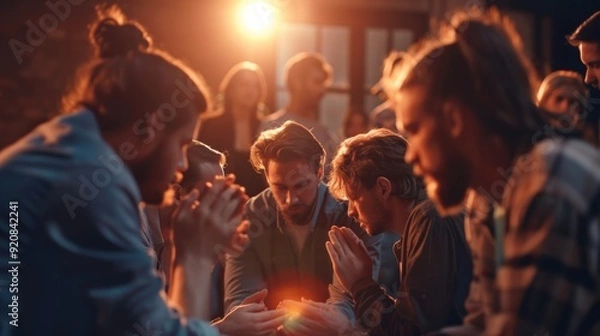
[0,110,217,335]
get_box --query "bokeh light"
[239,1,278,36]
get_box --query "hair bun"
[92,18,151,58]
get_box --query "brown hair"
[250,121,325,173]
[284,52,333,91]
[63,6,209,132]
[216,61,268,119]
[329,128,423,200]
[396,8,542,155]
[180,140,226,192]
[567,11,600,46]
[342,108,369,138]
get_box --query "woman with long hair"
[199,62,269,196]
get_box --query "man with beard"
[394,9,600,335]
[0,10,247,336]
[224,121,381,333]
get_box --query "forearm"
[168,252,214,320]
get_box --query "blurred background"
[1,0,599,149]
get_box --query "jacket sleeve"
[352,206,464,335]
[327,213,383,323]
[53,169,219,335]
[223,199,270,312]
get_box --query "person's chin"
[358,222,375,236]
[427,182,465,216]
[142,188,166,205]
[283,209,311,225]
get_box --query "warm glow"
[239,1,277,36]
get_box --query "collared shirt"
[223,183,381,312]
[343,197,472,336]
[487,138,600,335]
[0,110,218,336]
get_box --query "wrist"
[350,277,377,298]
[172,247,214,267]
[212,318,232,336]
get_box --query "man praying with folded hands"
[322,129,472,335]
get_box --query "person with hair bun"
[394,8,600,335]
[0,7,249,336]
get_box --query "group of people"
[1,5,600,336]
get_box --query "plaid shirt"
[464,138,600,335]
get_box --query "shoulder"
[260,110,288,130]
[507,138,600,221]
[1,111,137,196]
[245,188,278,227]
[408,199,463,235]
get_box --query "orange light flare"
[238,1,279,37]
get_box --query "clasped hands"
[169,174,250,259]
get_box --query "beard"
[425,157,470,216]
[281,204,314,226]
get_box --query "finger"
[173,189,199,222]
[220,194,242,221]
[198,179,228,208]
[224,173,236,183]
[237,220,251,234]
[339,227,363,255]
[290,302,325,321]
[254,317,287,333]
[340,227,361,245]
[325,241,341,267]
[208,184,241,215]
[230,233,250,254]
[223,214,244,240]
[328,229,348,257]
[300,299,331,311]
[241,289,268,305]
[277,326,292,336]
[235,302,266,313]
[255,308,287,322]
[278,299,303,311]
[357,238,371,259]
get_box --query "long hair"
[62,6,209,132]
[217,61,268,120]
[396,8,543,155]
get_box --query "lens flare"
[239,1,277,36]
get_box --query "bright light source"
[239,1,277,36]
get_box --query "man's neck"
[231,105,252,121]
[390,198,416,236]
[287,99,318,121]
[471,142,515,204]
